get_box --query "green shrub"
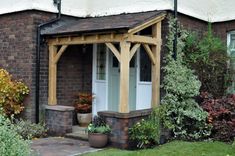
[183,24,228,97]
[0,69,29,116]
[14,119,48,140]
[87,116,111,134]
[160,17,211,140]
[129,109,160,149]
[0,115,30,156]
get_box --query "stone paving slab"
[31,137,101,156]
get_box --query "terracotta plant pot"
[77,113,92,127]
[88,133,108,148]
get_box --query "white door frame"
[92,43,152,114]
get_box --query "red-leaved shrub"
[200,92,235,142]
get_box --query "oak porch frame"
[47,16,164,113]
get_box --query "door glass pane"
[112,56,119,68]
[140,46,151,82]
[96,44,106,80]
[130,56,135,68]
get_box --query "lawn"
[82,141,235,156]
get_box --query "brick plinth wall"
[98,109,152,149]
[45,105,74,136]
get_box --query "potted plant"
[74,93,92,127]
[87,116,111,148]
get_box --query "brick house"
[1,0,235,148]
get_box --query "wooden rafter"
[142,44,156,65]
[130,43,140,60]
[54,45,68,64]
[105,43,121,62]
[128,14,166,34]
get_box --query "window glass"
[140,46,151,82]
[230,34,235,51]
[96,44,106,80]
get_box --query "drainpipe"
[35,0,62,123]
[173,0,178,60]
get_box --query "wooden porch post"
[151,22,162,108]
[48,45,58,105]
[119,41,131,113]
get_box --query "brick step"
[65,125,88,141]
[72,125,87,133]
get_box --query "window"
[228,32,235,64]
[227,31,235,93]
[228,33,235,53]
[139,46,151,82]
[96,44,106,80]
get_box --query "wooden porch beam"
[151,22,162,108]
[48,45,58,105]
[48,34,158,46]
[48,34,124,46]
[54,45,68,64]
[119,41,131,113]
[129,43,140,60]
[142,44,156,65]
[128,14,166,34]
[127,35,157,45]
[105,43,121,62]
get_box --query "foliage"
[0,115,31,156]
[160,95,212,140]
[160,17,211,140]
[74,93,92,113]
[129,109,160,149]
[200,92,235,142]
[87,116,111,134]
[14,119,48,140]
[183,24,228,97]
[0,68,29,116]
[82,141,235,156]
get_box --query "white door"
[108,51,137,111]
[92,44,108,115]
[136,46,152,110]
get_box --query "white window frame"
[227,31,235,54]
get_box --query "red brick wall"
[0,11,55,121]
[0,10,92,122]
[178,13,208,37]
[212,20,235,42]
[56,45,92,106]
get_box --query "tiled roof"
[41,10,165,36]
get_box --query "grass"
[82,141,235,156]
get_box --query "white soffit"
[0,0,235,23]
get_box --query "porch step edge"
[65,132,88,141]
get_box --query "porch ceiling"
[41,10,165,36]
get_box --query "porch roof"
[41,10,165,36]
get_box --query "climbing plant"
[160,18,211,140]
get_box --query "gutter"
[35,0,61,123]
